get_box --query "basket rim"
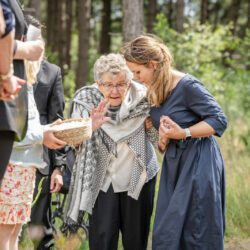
[50,117,91,127]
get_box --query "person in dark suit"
[14,14,65,249]
[29,59,66,250]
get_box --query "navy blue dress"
[151,75,227,250]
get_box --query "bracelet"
[0,63,14,82]
[184,128,192,138]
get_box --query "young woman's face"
[126,61,155,86]
[98,71,130,107]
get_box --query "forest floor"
[225,238,250,250]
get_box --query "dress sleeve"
[1,0,15,38]
[184,80,227,137]
[47,66,67,169]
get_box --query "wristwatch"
[184,128,192,139]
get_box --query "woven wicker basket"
[52,118,92,146]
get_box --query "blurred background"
[20,0,249,249]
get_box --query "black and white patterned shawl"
[65,83,159,224]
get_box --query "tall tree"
[200,0,209,24]
[58,0,73,75]
[176,0,184,33]
[247,0,250,34]
[46,0,54,47]
[167,0,174,28]
[28,0,41,19]
[122,0,144,42]
[99,0,111,54]
[227,0,242,35]
[147,0,157,33]
[76,0,91,89]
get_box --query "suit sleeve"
[47,66,67,168]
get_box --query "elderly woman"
[65,53,159,250]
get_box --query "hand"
[43,124,67,149]
[50,168,63,193]
[158,138,169,153]
[91,99,110,131]
[145,117,153,130]
[0,76,26,100]
[159,116,185,140]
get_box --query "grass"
[19,121,250,249]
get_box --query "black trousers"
[30,171,54,249]
[0,131,15,181]
[89,177,156,250]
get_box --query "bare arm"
[14,40,44,61]
[159,116,215,140]
[0,30,26,100]
[0,29,14,75]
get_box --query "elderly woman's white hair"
[93,53,133,83]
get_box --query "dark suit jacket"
[34,60,66,175]
[0,0,28,141]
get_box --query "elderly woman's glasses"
[100,82,129,92]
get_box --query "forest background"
[20,0,249,249]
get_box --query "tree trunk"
[168,0,174,28]
[46,0,60,60]
[46,0,53,47]
[176,0,184,33]
[122,0,144,42]
[99,0,111,54]
[58,0,72,76]
[147,0,157,33]
[76,0,91,90]
[27,0,41,19]
[247,1,250,34]
[200,0,209,24]
[212,0,221,29]
[227,0,242,35]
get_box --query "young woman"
[121,35,227,250]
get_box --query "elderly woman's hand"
[145,117,153,130]
[91,100,110,131]
[159,116,185,140]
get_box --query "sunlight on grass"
[19,121,249,249]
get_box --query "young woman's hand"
[91,100,110,131]
[43,125,67,149]
[159,116,185,140]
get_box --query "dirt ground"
[225,238,250,250]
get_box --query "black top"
[0,0,28,140]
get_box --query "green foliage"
[64,69,76,101]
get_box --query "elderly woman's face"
[98,71,130,107]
